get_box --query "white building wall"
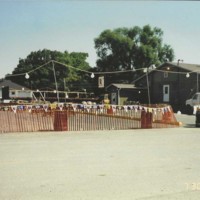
[9,90,32,99]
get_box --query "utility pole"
[52,61,59,102]
[197,72,199,93]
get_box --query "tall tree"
[94,25,174,83]
[7,49,92,91]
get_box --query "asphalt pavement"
[175,113,196,128]
[0,114,200,200]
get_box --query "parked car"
[186,93,200,107]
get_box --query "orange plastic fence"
[0,103,180,133]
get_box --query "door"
[163,85,170,102]
[111,92,117,105]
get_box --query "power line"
[5,60,200,79]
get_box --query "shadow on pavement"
[183,124,196,128]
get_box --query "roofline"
[133,62,196,84]
[106,83,146,90]
[0,79,30,90]
[160,62,198,72]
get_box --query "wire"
[53,60,93,74]
[6,61,52,77]
[5,59,199,78]
[5,60,141,77]
[53,60,144,75]
[154,69,192,75]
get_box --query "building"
[106,83,147,105]
[134,62,200,112]
[0,79,32,100]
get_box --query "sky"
[0,0,200,78]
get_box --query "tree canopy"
[94,25,175,79]
[7,49,92,92]
[6,25,175,94]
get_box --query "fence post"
[107,106,113,115]
[146,111,153,128]
[141,110,147,128]
[53,111,68,131]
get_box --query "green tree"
[94,25,174,83]
[7,49,92,91]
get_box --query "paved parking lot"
[175,113,196,128]
[0,114,200,200]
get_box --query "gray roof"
[0,79,29,90]
[133,62,200,84]
[106,83,145,90]
[111,83,135,89]
[164,62,200,72]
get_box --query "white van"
[186,93,200,107]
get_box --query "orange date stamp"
[185,182,200,191]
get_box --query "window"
[164,72,168,78]
[165,87,168,94]
[11,91,16,95]
[193,94,198,100]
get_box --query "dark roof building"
[0,79,29,90]
[134,62,200,112]
[0,79,31,100]
[106,83,147,105]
